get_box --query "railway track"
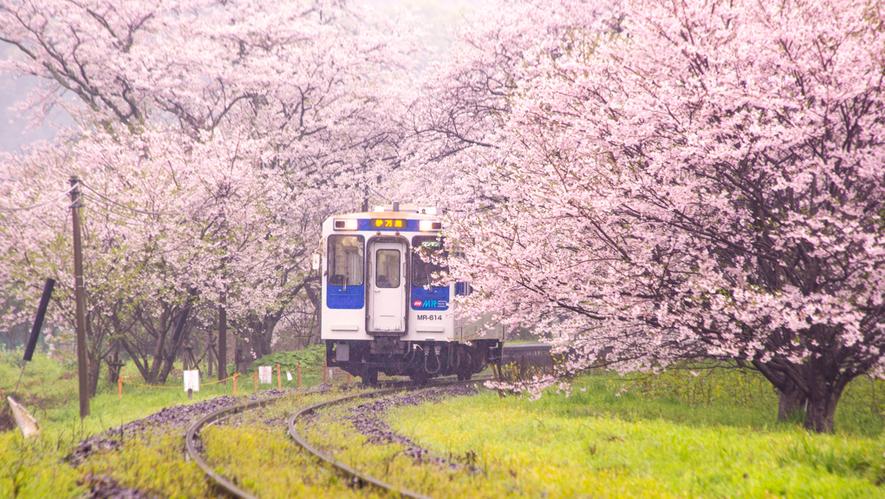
[287,378,489,499]
[183,389,306,499]
[184,343,551,498]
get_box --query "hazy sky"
[0,46,74,153]
[0,0,485,153]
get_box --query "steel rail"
[183,381,417,498]
[184,343,550,498]
[185,394,289,499]
[286,378,493,499]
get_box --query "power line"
[79,181,168,217]
[79,194,150,228]
[80,192,151,223]
[0,186,76,213]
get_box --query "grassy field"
[78,389,360,498]
[388,370,884,497]
[0,346,329,497]
[1,349,883,497]
[0,346,327,435]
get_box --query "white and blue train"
[320,204,502,384]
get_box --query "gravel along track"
[79,473,150,499]
[184,384,338,499]
[67,389,288,465]
[288,379,490,499]
[347,384,478,468]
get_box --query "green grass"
[0,432,82,497]
[0,346,328,436]
[386,372,885,497]
[242,344,326,377]
[78,432,210,497]
[3,350,883,498]
[0,347,331,498]
[199,390,371,498]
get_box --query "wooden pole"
[276,364,282,390]
[69,177,90,419]
[218,304,227,381]
[117,367,123,400]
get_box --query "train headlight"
[419,220,442,231]
[333,219,358,231]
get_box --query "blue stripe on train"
[356,219,421,231]
[327,284,365,309]
[411,285,450,310]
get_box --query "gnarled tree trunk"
[777,379,806,422]
[803,371,849,433]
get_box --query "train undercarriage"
[326,338,503,385]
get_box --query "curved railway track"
[185,344,551,498]
[287,385,430,499]
[184,391,297,499]
[286,378,493,499]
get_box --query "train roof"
[324,205,441,222]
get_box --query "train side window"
[375,249,401,288]
[327,235,364,286]
[412,235,447,287]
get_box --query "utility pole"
[69,176,90,419]
[218,303,227,381]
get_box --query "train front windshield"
[328,235,364,287]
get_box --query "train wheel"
[409,371,428,386]
[456,347,474,381]
[361,368,378,386]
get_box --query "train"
[319,204,502,384]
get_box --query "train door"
[368,240,407,333]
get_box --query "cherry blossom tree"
[0,0,407,384]
[422,0,883,432]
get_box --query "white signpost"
[258,365,273,384]
[183,370,200,393]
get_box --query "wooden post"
[276,364,282,390]
[218,305,227,381]
[253,370,258,391]
[69,177,90,419]
[296,362,302,389]
[322,360,328,384]
[117,367,123,400]
[232,372,239,395]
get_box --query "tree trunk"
[218,304,228,381]
[156,305,193,383]
[777,381,806,422]
[87,356,101,396]
[235,335,247,373]
[304,284,321,343]
[106,349,122,384]
[804,383,844,433]
[257,314,279,357]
